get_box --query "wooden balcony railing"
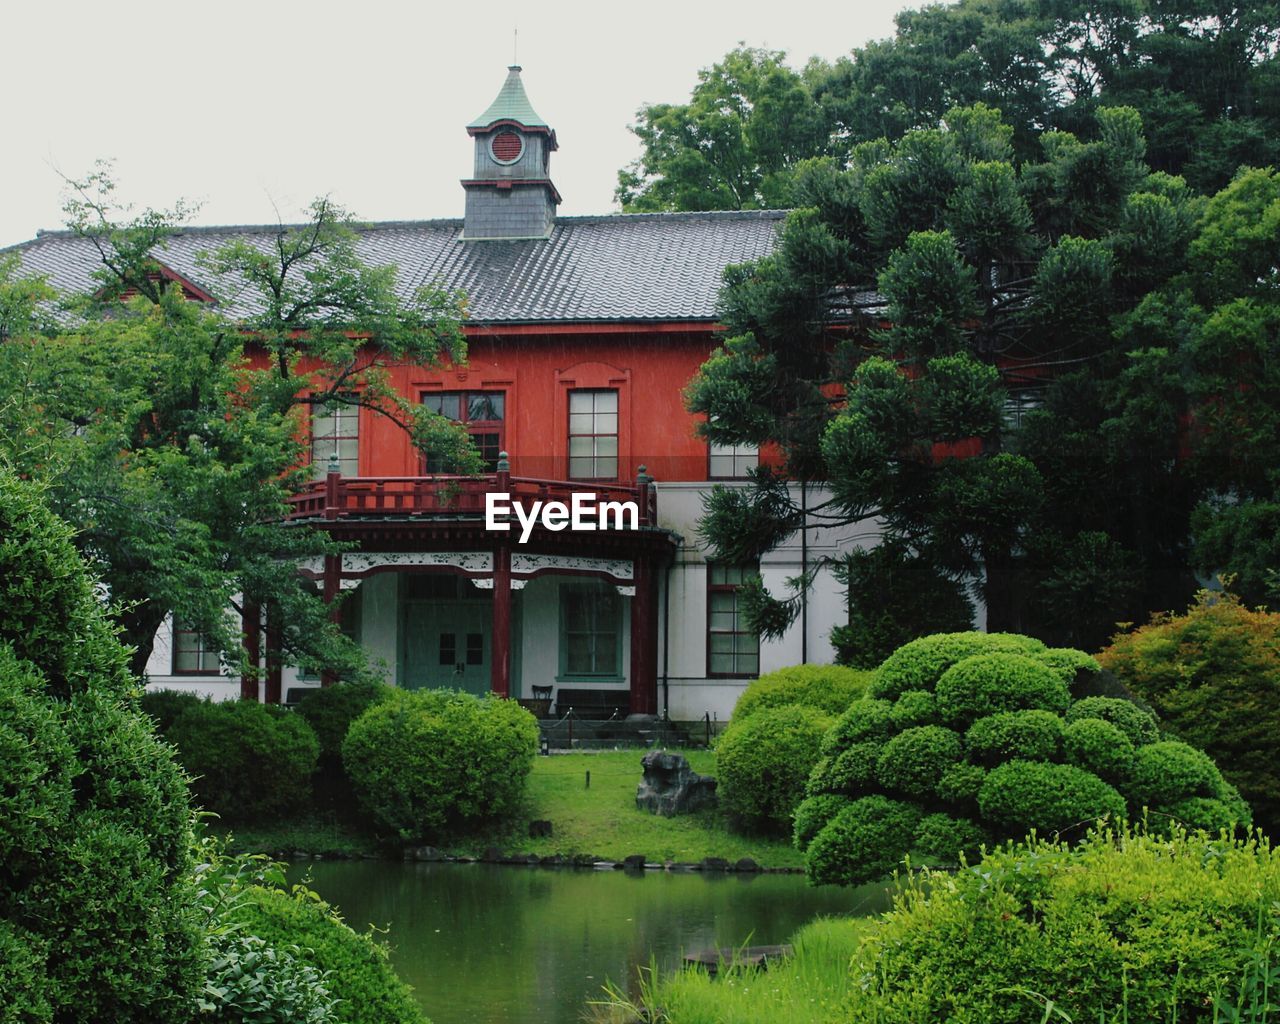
[287,457,658,526]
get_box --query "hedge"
[729,664,871,723]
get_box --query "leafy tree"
[689,104,1168,640]
[0,167,474,677]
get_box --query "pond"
[300,860,891,1024]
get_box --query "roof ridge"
[22,208,789,244]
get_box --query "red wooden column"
[240,599,261,701]
[629,553,658,715]
[321,553,342,687]
[264,605,283,705]
[490,451,512,699]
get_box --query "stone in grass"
[529,819,553,838]
[636,751,718,816]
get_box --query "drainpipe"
[800,480,808,665]
[661,558,673,719]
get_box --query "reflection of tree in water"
[299,861,890,1024]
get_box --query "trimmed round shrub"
[793,793,853,850]
[913,812,986,864]
[846,828,1280,1024]
[729,663,871,723]
[821,698,894,754]
[871,632,1047,699]
[1065,695,1159,746]
[1125,740,1224,809]
[935,653,1071,725]
[806,796,920,887]
[140,687,207,733]
[343,689,538,840]
[806,741,882,796]
[717,703,834,833]
[938,761,987,804]
[876,726,963,799]
[979,760,1126,834]
[225,884,428,1024]
[0,471,203,1023]
[166,699,319,823]
[295,680,393,761]
[889,689,938,728]
[1099,591,1280,827]
[801,630,1245,888]
[1063,717,1134,781]
[966,710,1064,765]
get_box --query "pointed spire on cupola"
[461,66,561,241]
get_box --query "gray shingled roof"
[468,65,549,130]
[6,210,785,325]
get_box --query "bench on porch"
[553,688,630,720]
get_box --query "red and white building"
[11,67,864,720]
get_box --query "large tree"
[687,103,1229,660]
[618,1,1280,211]
[0,169,475,677]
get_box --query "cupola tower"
[462,66,561,240]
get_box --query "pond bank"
[223,750,806,870]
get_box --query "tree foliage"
[0,167,474,677]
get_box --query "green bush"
[0,471,202,1023]
[1065,695,1160,746]
[729,663,871,723]
[225,884,428,1024]
[165,699,318,823]
[202,932,339,1024]
[871,632,1047,700]
[1062,717,1134,781]
[965,710,1063,765]
[716,704,834,834]
[935,653,1071,725]
[913,812,986,864]
[140,687,207,733]
[800,631,1246,887]
[875,726,963,799]
[792,793,853,850]
[889,689,937,728]
[343,689,538,841]
[295,680,393,760]
[1099,590,1280,827]
[806,796,920,887]
[846,828,1280,1023]
[978,759,1126,834]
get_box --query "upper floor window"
[423,391,505,472]
[709,440,759,479]
[568,390,618,480]
[707,563,760,678]
[172,617,220,675]
[311,400,359,480]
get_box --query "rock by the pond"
[636,751,718,816]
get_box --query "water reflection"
[300,861,890,1024]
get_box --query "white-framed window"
[709,440,759,479]
[568,390,618,480]
[311,400,359,479]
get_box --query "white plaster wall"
[143,613,239,701]
[358,574,398,682]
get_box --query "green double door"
[401,599,490,695]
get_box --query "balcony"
[286,465,658,526]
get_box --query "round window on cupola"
[490,130,523,164]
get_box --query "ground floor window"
[707,563,760,677]
[172,617,220,675]
[559,580,621,679]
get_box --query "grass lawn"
[219,748,805,869]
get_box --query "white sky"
[1,0,918,248]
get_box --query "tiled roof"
[468,65,549,129]
[6,210,786,326]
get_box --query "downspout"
[801,480,808,665]
[662,557,673,719]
